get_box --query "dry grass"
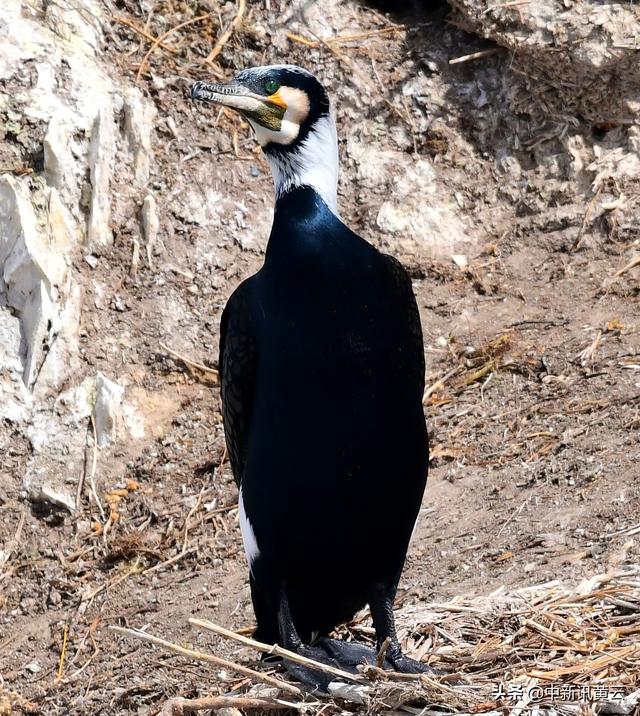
[112,568,640,715]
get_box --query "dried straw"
[112,568,640,715]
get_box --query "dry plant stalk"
[189,617,363,683]
[449,48,502,64]
[112,568,640,714]
[614,254,640,278]
[113,16,179,53]
[136,14,212,82]
[109,626,302,696]
[160,695,294,715]
[576,330,602,366]
[287,26,405,49]
[160,342,219,381]
[206,0,246,64]
[423,366,462,402]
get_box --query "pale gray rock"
[44,112,77,195]
[0,175,47,311]
[94,372,125,447]
[87,101,116,249]
[20,281,55,390]
[0,0,156,509]
[0,310,29,423]
[375,159,469,257]
[25,372,140,510]
[346,139,470,257]
[124,88,156,187]
[0,177,75,390]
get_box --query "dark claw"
[387,651,435,674]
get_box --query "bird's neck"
[266,185,344,264]
[264,114,339,215]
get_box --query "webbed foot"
[276,584,347,691]
[315,637,381,671]
[281,644,341,691]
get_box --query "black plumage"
[194,65,430,686]
[220,189,428,638]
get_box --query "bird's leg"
[250,575,280,662]
[276,584,340,690]
[369,583,432,674]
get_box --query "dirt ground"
[1,1,639,714]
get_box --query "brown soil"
[1,1,639,714]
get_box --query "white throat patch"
[259,114,339,214]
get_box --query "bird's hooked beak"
[191,80,286,131]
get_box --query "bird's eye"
[264,79,279,95]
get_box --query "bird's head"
[192,65,339,213]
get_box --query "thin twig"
[423,366,462,403]
[449,48,502,65]
[287,26,405,48]
[83,558,142,604]
[614,254,640,278]
[160,695,297,715]
[206,0,246,64]
[113,16,179,52]
[160,342,219,381]
[495,499,527,538]
[144,488,204,575]
[88,415,106,522]
[143,547,197,575]
[522,618,585,651]
[484,0,532,13]
[319,37,376,92]
[189,618,363,683]
[136,14,212,82]
[55,624,69,682]
[109,626,302,695]
[576,330,602,366]
[286,32,317,47]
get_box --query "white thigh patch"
[238,488,260,570]
[409,511,421,544]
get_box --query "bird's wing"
[219,283,257,488]
[381,253,425,391]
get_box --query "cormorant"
[192,65,430,688]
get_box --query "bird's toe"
[281,644,342,692]
[387,652,437,675]
[315,637,379,671]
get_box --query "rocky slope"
[1,0,159,512]
[1,0,638,514]
[1,0,639,713]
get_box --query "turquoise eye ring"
[264,79,279,95]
